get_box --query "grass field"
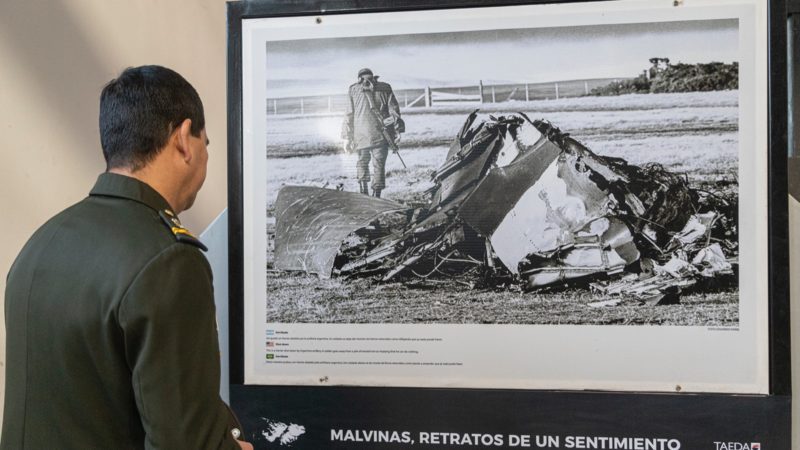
[265,90,739,325]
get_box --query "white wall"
[0,0,230,426]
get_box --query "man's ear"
[174,119,194,164]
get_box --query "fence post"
[273,99,277,115]
[525,83,530,102]
[300,98,304,115]
[585,81,589,95]
[491,86,496,103]
[425,86,432,107]
[555,83,559,100]
[404,92,408,107]
[479,80,484,104]
[505,88,517,102]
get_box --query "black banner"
[231,386,789,449]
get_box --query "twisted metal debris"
[273,111,737,304]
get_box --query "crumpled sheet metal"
[692,243,733,277]
[522,217,639,288]
[271,112,735,300]
[592,241,735,304]
[431,112,504,206]
[457,135,561,238]
[458,124,640,281]
[667,212,717,251]
[273,186,405,277]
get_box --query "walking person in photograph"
[341,68,404,198]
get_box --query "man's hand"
[394,133,402,145]
[342,139,354,153]
[237,440,254,450]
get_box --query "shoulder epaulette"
[159,209,208,252]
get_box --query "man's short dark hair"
[99,65,205,171]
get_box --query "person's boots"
[359,181,369,195]
[372,189,381,198]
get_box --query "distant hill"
[590,60,738,96]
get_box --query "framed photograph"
[228,0,789,395]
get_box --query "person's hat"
[357,68,374,78]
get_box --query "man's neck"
[108,167,182,214]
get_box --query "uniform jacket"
[341,78,402,150]
[2,173,240,450]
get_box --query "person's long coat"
[341,78,402,150]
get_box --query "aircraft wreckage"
[273,111,737,304]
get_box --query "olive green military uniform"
[3,173,240,450]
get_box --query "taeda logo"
[713,442,760,450]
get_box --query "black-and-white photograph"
[265,18,740,326]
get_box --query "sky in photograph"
[265,19,738,98]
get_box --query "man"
[3,66,253,450]
[341,68,404,198]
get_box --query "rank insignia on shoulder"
[159,210,208,251]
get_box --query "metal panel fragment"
[457,139,562,236]
[273,186,406,277]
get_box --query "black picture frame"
[226,1,791,447]
[789,3,800,200]
[766,0,791,397]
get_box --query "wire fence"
[266,78,625,116]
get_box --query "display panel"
[236,0,772,393]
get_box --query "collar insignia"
[158,210,208,251]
